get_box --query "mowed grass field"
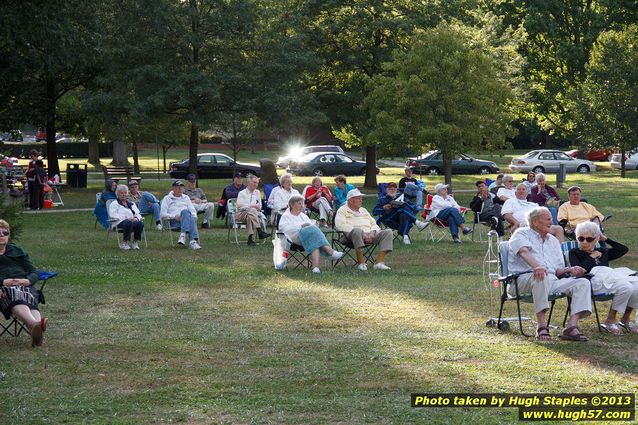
[2,149,638,424]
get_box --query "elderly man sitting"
[470,180,504,236]
[184,174,215,229]
[160,180,201,250]
[334,189,393,271]
[502,183,564,242]
[557,186,605,235]
[127,180,162,230]
[508,207,592,341]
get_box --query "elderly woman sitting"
[530,172,561,224]
[569,221,637,335]
[430,183,472,243]
[267,173,299,224]
[278,195,343,273]
[0,220,47,346]
[108,184,145,250]
[304,176,334,227]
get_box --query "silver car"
[509,150,596,174]
[611,152,638,170]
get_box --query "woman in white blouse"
[268,173,299,223]
[108,185,144,250]
[278,195,343,273]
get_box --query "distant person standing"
[25,150,39,210]
[33,160,47,210]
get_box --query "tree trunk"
[442,150,453,189]
[162,145,171,173]
[111,140,129,166]
[87,127,100,165]
[132,141,140,174]
[363,145,377,188]
[45,80,60,176]
[188,123,199,175]
[621,148,626,178]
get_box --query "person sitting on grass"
[236,174,269,246]
[109,184,145,250]
[569,221,638,335]
[0,219,47,347]
[333,175,355,209]
[160,180,201,250]
[372,182,428,245]
[557,186,605,236]
[304,176,334,228]
[508,207,592,342]
[430,183,472,243]
[334,189,393,271]
[184,174,215,229]
[127,180,163,231]
[94,179,117,230]
[278,195,344,273]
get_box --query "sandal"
[536,326,551,341]
[559,326,589,342]
[40,317,48,333]
[618,321,638,334]
[600,322,623,335]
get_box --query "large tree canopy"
[365,23,514,187]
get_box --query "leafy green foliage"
[365,24,514,185]
[572,25,638,176]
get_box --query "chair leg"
[592,297,602,333]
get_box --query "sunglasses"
[577,236,596,243]
[0,231,10,236]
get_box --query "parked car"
[610,152,638,170]
[509,150,596,173]
[289,152,376,176]
[277,145,344,169]
[0,130,23,142]
[566,148,613,162]
[405,151,499,175]
[169,153,260,179]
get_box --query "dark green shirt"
[0,243,38,286]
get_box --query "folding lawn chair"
[421,194,468,243]
[1,271,58,338]
[494,241,569,336]
[226,198,265,245]
[275,232,311,269]
[331,231,377,268]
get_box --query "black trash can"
[66,163,87,188]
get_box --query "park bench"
[102,165,142,184]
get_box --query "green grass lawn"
[2,151,638,424]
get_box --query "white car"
[610,152,638,170]
[509,150,596,174]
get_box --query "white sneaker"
[416,220,429,230]
[130,241,140,250]
[329,251,344,261]
[156,223,163,231]
[189,240,201,250]
[177,233,186,245]
[119,242,131,250]
[312,267,321,273]
[358,263,368,272]
[373,262,391,271]
[403,235,411,245]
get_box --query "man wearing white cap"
[430,183,472,243]
[334,188,393,271]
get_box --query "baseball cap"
[346,188,363,200]
[434,183,449,193]
[186,173,197,182]
[234,172,244,178]
[128,180,139,186]
[567,185,581,193]
[172,180,185,187]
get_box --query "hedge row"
[0,141,114,159]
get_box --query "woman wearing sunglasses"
[0,220,47,346]
[568,221,637,335]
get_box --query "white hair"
[116,184,128,194]
[279,173,293,186]
[503,174,514,183]
[535,172,546,183]
[575,221,601,239]
[288,194,305,208]
[526,206,550,224]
